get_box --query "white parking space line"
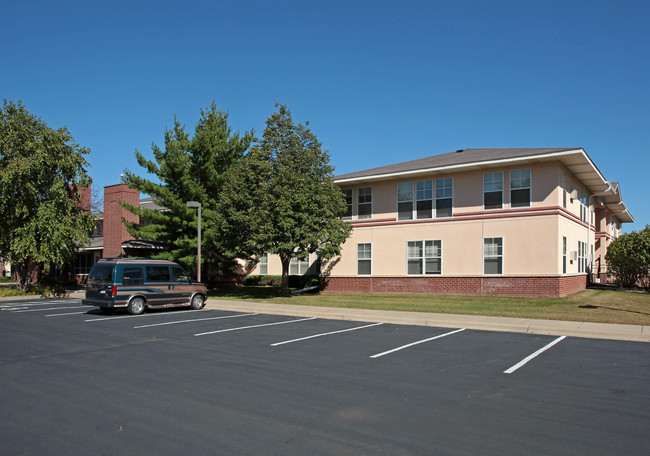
[271,322,384,346]
[85,309,212,322]
[13,306,82,313]
[370,328,466,359]
[134,313,259,329]
[195,317,317,337]
[504,336,567,374]
[1,300,75,308]
[46,311,89,317]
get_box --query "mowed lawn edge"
[207,288,650,326]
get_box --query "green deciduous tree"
[217,104,352,296]
[121,103,254,281]
[0,100,95,288]
[605,226,650,288]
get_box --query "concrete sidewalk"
[3,292,646,342]
[205,298,649,343]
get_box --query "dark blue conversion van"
[82,258,207,315]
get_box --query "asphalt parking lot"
[1,297,649,455]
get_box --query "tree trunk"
[280,254,291,297]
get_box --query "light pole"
[186,201,201,282]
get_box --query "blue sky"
[3,0,648,231]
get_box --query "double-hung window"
[407,240,442,275]
[259,253,268,275]
[357,243,372,275]
[342,189,353,219]
[510,169,531,207]
[416,180,433,219]
[358,187,372,219]
[484,172,503,210]
[290,255,310,275]
[562,237,567,274]
[435,178,453,218]
[397,182,414,220]
[483,237,503,274]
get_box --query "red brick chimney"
[103,183,139,258]
[78,186,92,212]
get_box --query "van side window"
[147,266,170,282]
[122,267,144,285]
[171,266,190,282]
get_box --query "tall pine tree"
[121,103,254,281]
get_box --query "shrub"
[606,226,650,288]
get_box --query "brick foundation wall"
[321,275,588,298]
[103,184,139,258]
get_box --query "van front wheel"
[190,294,205,310]
[127,297,145,315]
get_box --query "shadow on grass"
[208,285,287,300]
[579,304,650,316]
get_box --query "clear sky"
[3,0,648,231]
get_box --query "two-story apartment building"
[255,148,633,297]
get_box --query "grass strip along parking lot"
[208,288,650,326]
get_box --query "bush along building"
[252,148,633,297]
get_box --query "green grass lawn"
[208,287,650,326]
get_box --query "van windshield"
[88,264,114,283]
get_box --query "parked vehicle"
[82,258,206,315]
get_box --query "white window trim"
[290,254,310,275]
[562,237,567,275]
[357,187,373,220]
[396,182,414,221]
[406,240,443,275]
[259,253,268,275]
[357,243,372,275]
[509,168,531,208]
[483,237,504,275]
[483,172,504,211]
[435,177,454,218]
[415,180,433,220]
[342,188,353,220]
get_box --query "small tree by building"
[605,225,650,288]
[0,100,95,288]
[217,104,352,296]
[121,103,255,281]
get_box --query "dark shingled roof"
[334,148,577,181]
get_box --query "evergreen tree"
[217,104,352,296]
[0,100,95,288]
[121,103,254,281]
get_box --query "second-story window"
[358,187,372,219]
[416,180,432,219]
[510,169,531,207]
[342,189,353,219]
[435,177,453,218]
[484,172,503,210]
[397,182,413,220]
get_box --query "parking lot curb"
[205,299,649,343]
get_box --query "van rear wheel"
[127,297,145,315]
[190,294,205,310]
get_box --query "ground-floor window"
[357,243,372,275]
[578,241,586,273]
[74,251,97,275]
[407,240,442,275]
[290,255,310,275]
[483,237,503,274]
[562,236,567,274]
[259,253,268,275]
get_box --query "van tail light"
[111,285,117,297]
